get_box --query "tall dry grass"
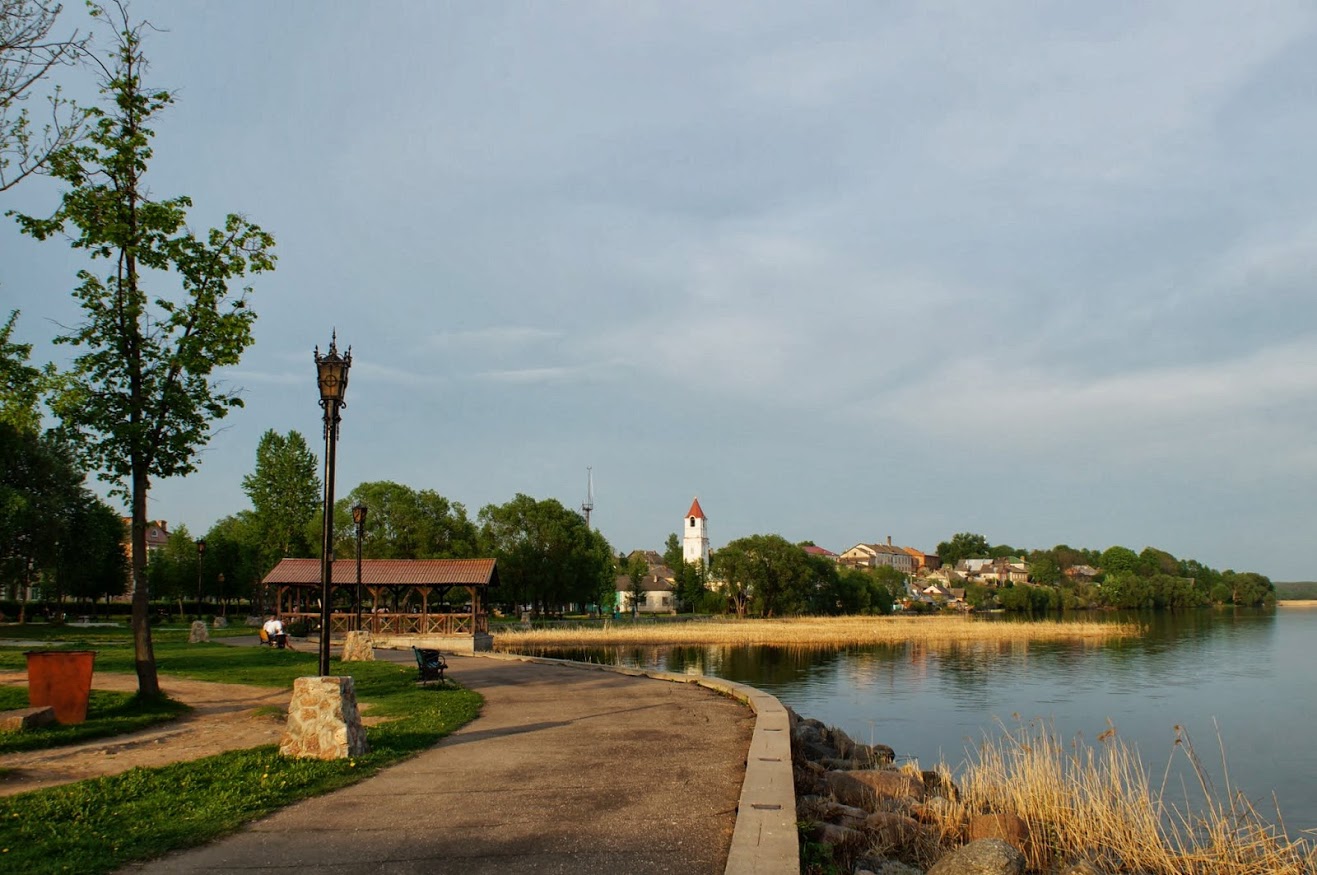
[935,719,1314,874]
[493,615,1140,649]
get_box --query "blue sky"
[5,1,1317,579]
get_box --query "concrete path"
[122,651,756,875]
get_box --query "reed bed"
[493,615,1139,648]
[935,719,1314,874]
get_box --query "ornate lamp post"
[352,501,368,629]
[315,331,351,676]
[196,539,206,618]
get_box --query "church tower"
[682,497,709,568]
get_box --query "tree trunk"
[130,468,160,697]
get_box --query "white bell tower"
[682,497,709,568]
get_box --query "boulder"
[826,768,926,808]
[927,838,1025,875]
[855,855,925,875]
[1058,861,1103,875]
[809,821,867,852]
[0,706,56,731]
[864,811,923,849]
[967,812,1029,853]
[188,620,209,643]
[212,616,228,628]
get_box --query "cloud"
[427,326,564,350]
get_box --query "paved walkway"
[122,650,756,875]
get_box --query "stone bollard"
[279,676,368,760]
[212,616,228,628]
[341,630,374,662]
[189,620,209,643]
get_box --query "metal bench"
[412,646,447,684]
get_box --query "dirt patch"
[0,671,296,797]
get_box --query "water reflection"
[513,609,1315,831]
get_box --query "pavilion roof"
[262,558,498,587]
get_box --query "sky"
[4,1,1317,580]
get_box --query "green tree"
[1026,550,1062,585]
[936,532,990,567]
[663,532,706,612]
[477,494,613,617]
[624,552,647,618]
[714,534,811,618]
[1099,546,1140,576]
[54,491,126,608]
[1,0,88,192]
[241,429,319,571]
[10,5,276,696]
[146,523,198,619]
[0,422,83,601]
[333,481,478,560]
[202,512,263,613]
[0,311,43,432]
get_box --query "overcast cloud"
[4,1,1316,579]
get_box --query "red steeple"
[686,497,705,520]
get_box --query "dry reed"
[493,615,1140,649]
[937,719,1314,874]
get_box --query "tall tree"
[10,4,276,696]
[715,534,812,618]
[477,494,613,617]
[0,311,43,432]
[333,481,477,560]
[624,552,647,618]
[241,429,319,570]
[936,532,991,567]
[0,0,88,192]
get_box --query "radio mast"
[581,467,595,529]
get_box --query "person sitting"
[261,616,289,649]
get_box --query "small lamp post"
[352,501,368,629]
[196,539,206,618]
[315,331,352,676]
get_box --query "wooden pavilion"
[261,557,499,652]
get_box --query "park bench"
[258,628,288,648]
[412,646,447,684]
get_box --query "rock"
[864,811,923,849]
[0,706,56,731]
[809,821,867,852]
[279,676,368,760]
[967,812,1029,853]
[805,798,871,830]
[826,768,926,808]
[855,855,925,875]
[1058,861,1103,875]
[910,796,958,825]
[340,630,375,662]
[926,838,1025,875]
[212,616,228,628]
[188,620,209,643]
[921,769,960,800]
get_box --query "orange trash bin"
[25,650,97,724]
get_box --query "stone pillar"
[212,616,228,628]
[189,620,209,643]
[279,676,368,760]
[341,630,374,662]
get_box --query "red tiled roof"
[802,545,837,557]
[262,558,497,587]
[686,497,706,520]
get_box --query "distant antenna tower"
[581,466,595,529]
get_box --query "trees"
[936,532,990,567]
[335,481,478,560]
[624,552,647,618]
[11,5,276,696]
[477,494,614,616]
[241,429,319,571]
[663,532,707,612]
[714,534,812,618]
[1,0,88,192]
[0,311,43,432]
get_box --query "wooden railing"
[287,611,488,636]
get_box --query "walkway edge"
[471,652,799,875]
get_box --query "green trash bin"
[26,650,97,724]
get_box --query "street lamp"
[352,501,368,629]
[196,539,206,618]
[315,331,352,676]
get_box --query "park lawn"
[0,641,482,875]
[0,688,190,754]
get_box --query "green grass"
[0,688,190,754]
[0,638,482,875]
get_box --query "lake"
[538,607,1317,834]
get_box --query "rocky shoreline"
[790,710,1102,875]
